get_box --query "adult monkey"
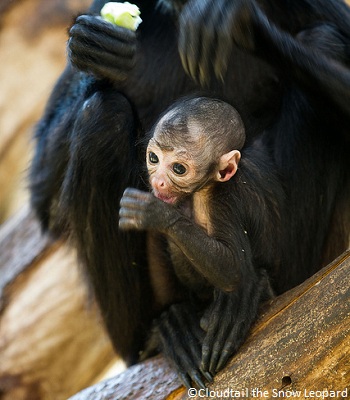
[30,0,350,389]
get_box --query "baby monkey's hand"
[119,188,181,232]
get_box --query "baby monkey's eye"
[149,152,159,164]
[172,163,187,175]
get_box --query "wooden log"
[1,1,350,399]
[0,206,120,400]
[69,250,350,400]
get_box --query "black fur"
[30,0,350,388]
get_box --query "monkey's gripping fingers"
[200,270,274,375]
[178,0,256,86]
[156,303,213,389]
[68,14,136,83]
[119,188,182,232]
[119,188,153,230]
[201,286,259,375]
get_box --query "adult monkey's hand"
[178,0,256,86]
[68,14,137,84]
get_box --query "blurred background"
[1,1,349,399]
[0,0,90,225]
[0,2,125,399]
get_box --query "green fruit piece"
[101,2,142,31]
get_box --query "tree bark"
[69,250,350,400]
[0,206,119,400]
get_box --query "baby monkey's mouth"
[153,190,179,204]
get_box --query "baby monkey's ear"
[216,150,241,182]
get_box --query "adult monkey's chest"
[124,11,196,130]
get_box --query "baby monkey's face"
[146,125,241,205]
[146,137,202,204]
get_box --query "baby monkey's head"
[146,97,246,204]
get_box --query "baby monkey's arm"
[119,188,248,291]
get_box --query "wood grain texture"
[0,207,118,400]
[69,251,350,400]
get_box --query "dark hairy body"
[119,100,283,380]
[30,0,350,388]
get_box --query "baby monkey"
[119,96,246,293]
[119,96,277,387]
